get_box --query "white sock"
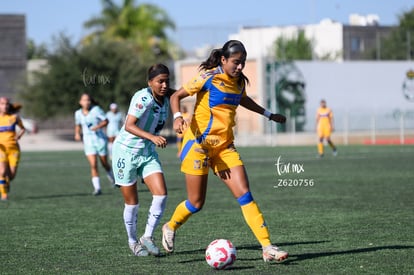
[124,204,139,244]
[92,176,101,191]
[143,195,167,238]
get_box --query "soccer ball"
[205,239,236,270]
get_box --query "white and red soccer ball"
[205,239,236,270]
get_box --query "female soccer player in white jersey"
[112,64,171,257]
[74,93,114,195]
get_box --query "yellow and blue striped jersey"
[183,66,247,147]
[0,114,20,147]
[316,107,332,127]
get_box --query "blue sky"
[1,0,413,50]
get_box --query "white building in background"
[226,14,390,62]
[177,15,413,145]
[229,19,343,61]
[349,13,380,26]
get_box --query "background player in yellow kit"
[161,40,289,263]
[316,99,337,157]
[0,97,25,201]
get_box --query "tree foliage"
[274,30,313,60]
[83,0,176,61]
[368,7,414,60]
[27,39,48,59]
[19,0,177,120]
[19,35,149,120]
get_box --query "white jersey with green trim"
[74,105,107,139]
[114,87,169,155]
[106,110,123,137]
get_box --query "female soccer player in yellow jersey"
[316,99,337,157]
[162,40,289,263]
[0,97,25,201]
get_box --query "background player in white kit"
[112,64,171,257]
[74,93,115,195]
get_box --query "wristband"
[173,112,183,120]
[263,110,272,119]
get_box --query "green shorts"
[112,143,163,186]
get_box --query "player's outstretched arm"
[240,96,286,124]
[240,96,266,114]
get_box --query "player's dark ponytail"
[0,97,21,114]
[199,40,249,86]
[200,49,222,71]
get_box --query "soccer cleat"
[92,189,102,196]
[162,223,175,253]
[262,245,288,263]
[1,194,8,201]
[333,150,338,156]
[129,242,149,256]
[140,236,160,256]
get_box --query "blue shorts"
[112,144,163,186]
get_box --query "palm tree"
[83,0,175,58]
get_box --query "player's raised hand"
[270,113,286,124]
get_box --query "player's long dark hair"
[9,103,22,114]
[79,93,99,110]
[1,97,21,114]
[199,40,250,86]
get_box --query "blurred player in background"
[74,93,114,195]
[161,40,289,263]
[106,103,123,159]
[175,105,191,157]
[0,97,25,201]
[316,99,337,157]
[112,64,171,257]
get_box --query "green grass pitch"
[1,145,413,274]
